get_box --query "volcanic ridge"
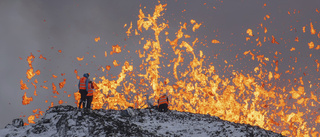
[1,105,284,137]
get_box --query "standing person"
[86,81,94,109]
[158,94,169,112]
[78,73,90,109]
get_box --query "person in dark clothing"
[158,94,169,112]
[78,73,90,109]
[86,81,94,109]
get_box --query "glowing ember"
[74,69,80,79]
[110,45,122,55]
[26,68,35,80]
[247,29,253,36]
[20,79,28,90]
[26,53,36,80]
[74,92,80,104]
[271,35,279,44]
[52,74,57,79]
[77,56,84,61]
[58,100,64,104]
[290,47,295,51]
[113,60,120,67]
[310,22,316,35]
[27,115,35,124]
[41,86,48,89]
[59,79,66,89]
[190,19,202,32]
[52,83,59,94]
[94,37,100,42]
[308,41,315,49]
[126,22,133,36]
[35,70,40,75]
[211,39,220,44]
[31,82,37,96]
[22,92,33,105]
[27,53,35,68]
[39,54,46,60]
[106,65,111,70]
[32,109,37,113]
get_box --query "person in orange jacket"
[86,81,94,109]
[78,73,90,109]
[158,94,169,112]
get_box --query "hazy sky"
[0,0,319,130]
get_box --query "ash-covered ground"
[0,105,284,137]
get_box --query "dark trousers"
[79,89,87,109]
[158,104,168,112]
[86,96,93,109]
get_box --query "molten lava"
[22,92,33,105]
[19,2,320,137]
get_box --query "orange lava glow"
[59,79,66,89]
[20,79,28,90]
[27,115,35,124]
[113,60,120,67]
[74,69,80,79]
[77,56,84,61]
[87,4,320,136]
[247,29,253,36]
[190,19,202,32]
[22,92,33,105]
[310,22,316,35]
[39,54,46,60]
[308,41,315,49]
[126,22,133,36]
[94,37,100,42]
[52,74,57,79]
[211,39,220,44]
[52,83,59,94]
[19,2,320,136]
[110,45,122,55]
[26,53,36,80]
[58,100,64,104]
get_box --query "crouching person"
[86,81,94,109]
[158,94,169,112]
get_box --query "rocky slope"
[0,105,284,137]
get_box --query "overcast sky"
[0,0,319,131]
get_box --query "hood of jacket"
[83,73,89,78]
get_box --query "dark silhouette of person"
[78,73,90,109]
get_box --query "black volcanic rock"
[5,118,24,129]
[0,105,284,137]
